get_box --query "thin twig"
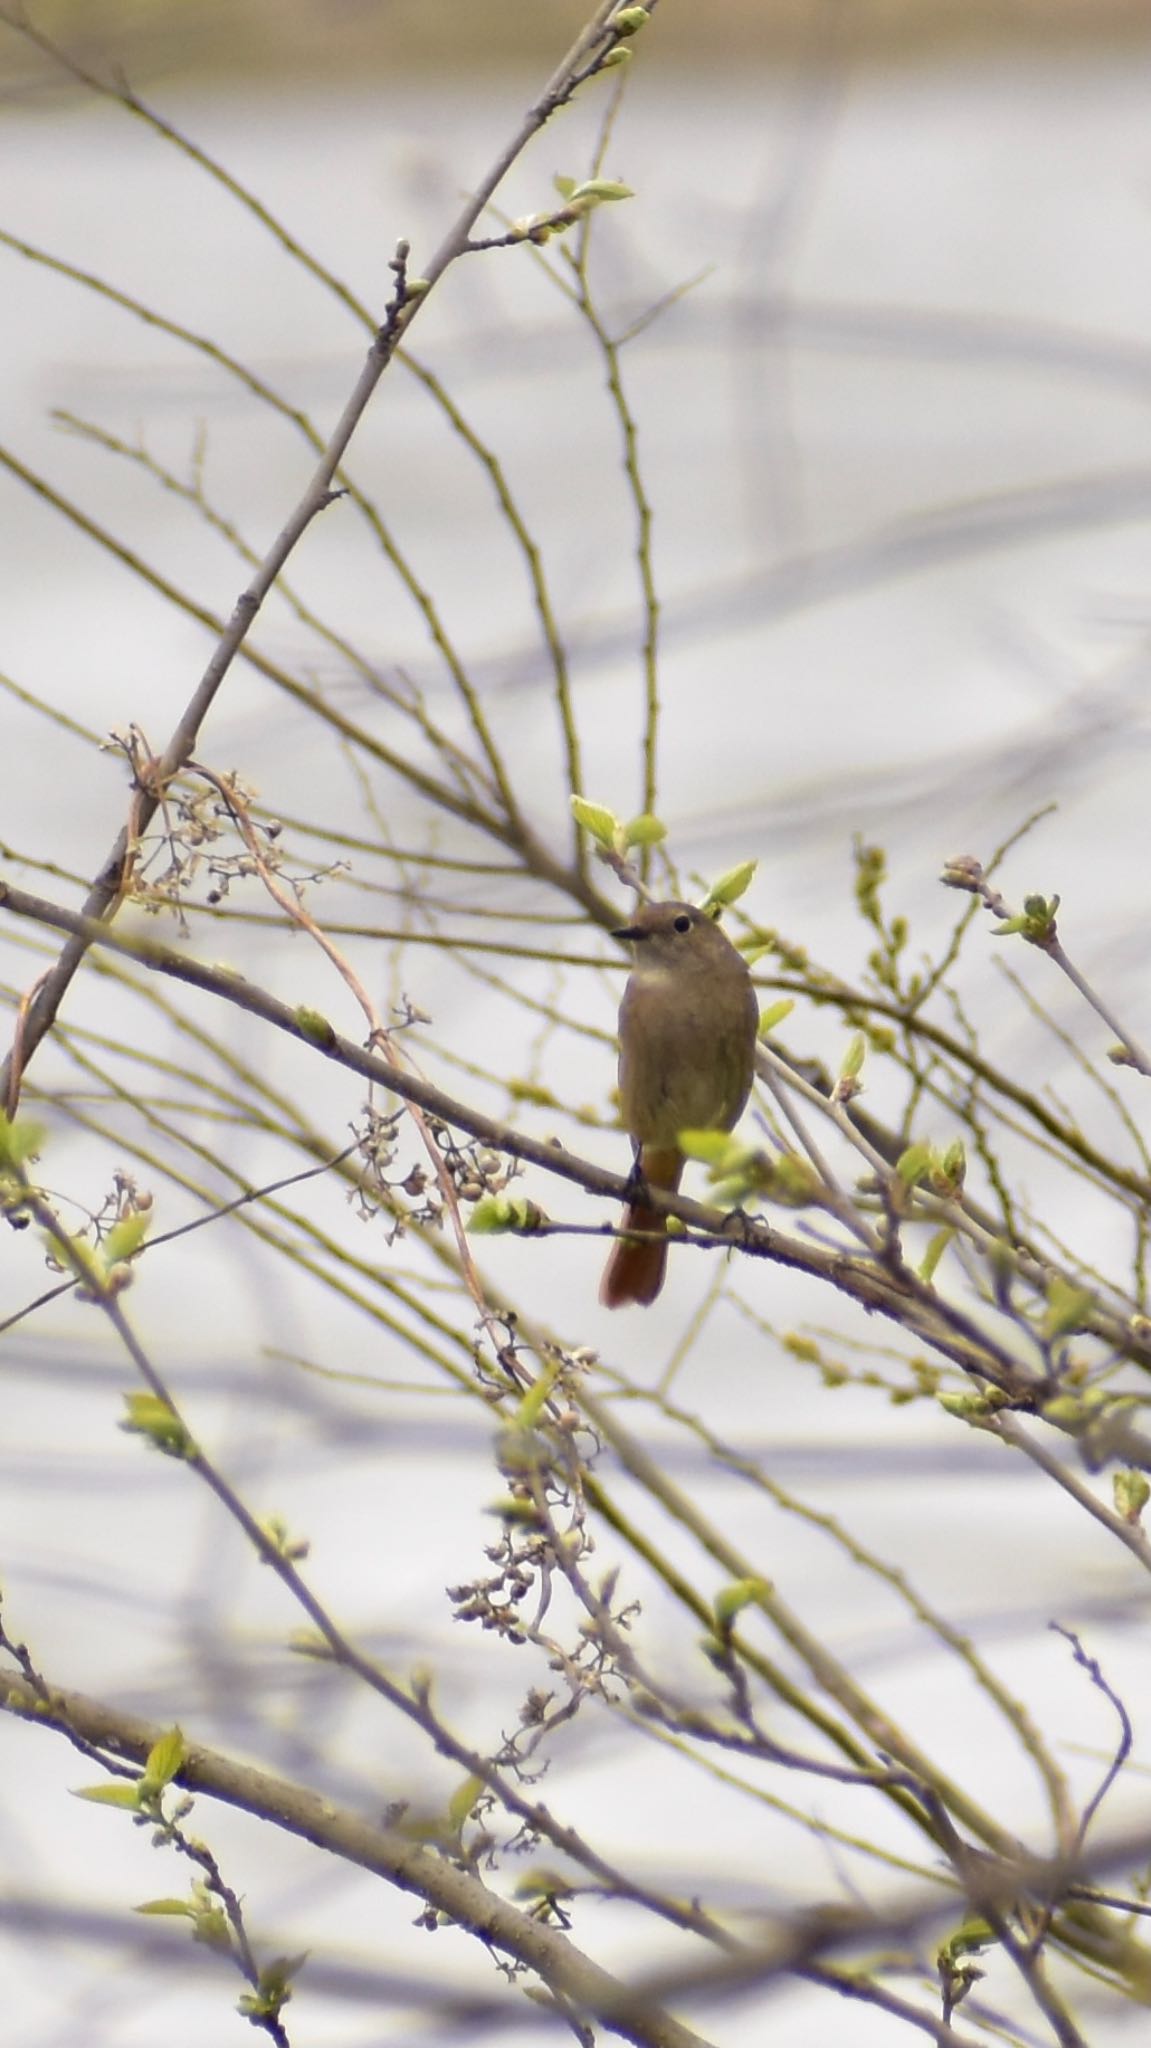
[0,1,634,1107]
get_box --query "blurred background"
[3,0,1151,81]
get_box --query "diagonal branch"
[0,1670,714,2048]
[7,875,1141,1422]
[0,0,643,1109]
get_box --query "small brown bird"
[600,900,759,1309]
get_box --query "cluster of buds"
[110,730,287,918]
[601,4,651,64]
[352,1114,514,1231]
[350,1107,441,1237]
[37,1169,155,1304]
[430,1125,518,1206]
[448,1532,538,1647]
[942,855,1062,947]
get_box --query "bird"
[600,900,759,1308]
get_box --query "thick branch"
[6,1670,1144,2047]
[2,876,1129,1413]
[0,1671,712,2048]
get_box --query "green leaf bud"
[287,1629,336,1660]
[713,1576,771,1630]
[622,812,667,849]
[840,1032,867,1081]
[992,894,1060,946]
[939,1391,996,1423]
[1113,1468,1151,1523]
[104,1209,152,1264]
[1042,1276,1095,1342]
[294,1007,336,1049]
[939,1916,995,1962]
[609,6,650,33]
[514,1361,561,1429]
[757,999,795,1036]
[72,1781,144,1810]
[569,179,635,205]
[935,1140,967,1195]
[141,1726,185,1796]
[1038,1393,1090,1429]
[919,1227,954,1283]
[258,1515,310,1563]
[120,1391,195,1459]
[940,854,985,893]
[0,1113,46,1169]
[467,1195,545,1234]
[446,1773,486,1836]
[569,795,620,847]
[702,860,757,910]
[896,1142,934,1190]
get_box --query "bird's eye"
[673,914,692,934]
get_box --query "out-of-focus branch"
[0,873,1120,1405]
[0,1670,714,2048]
[0,0,645,1110]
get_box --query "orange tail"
[600,1149,683,1309]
